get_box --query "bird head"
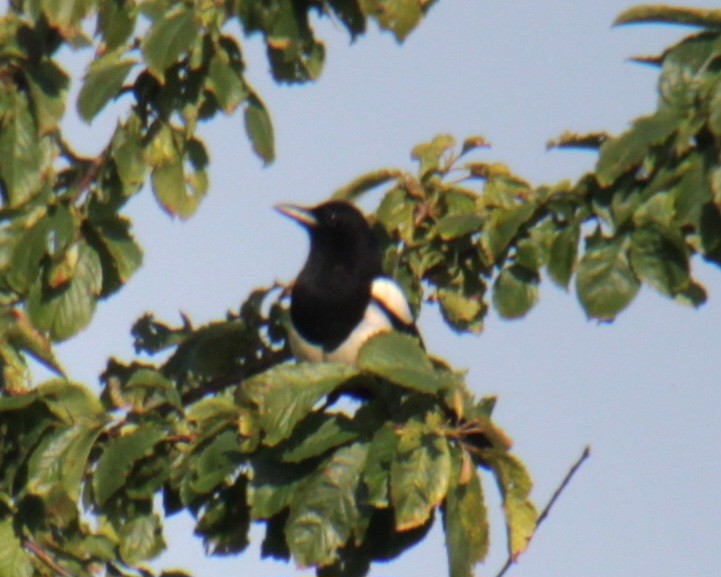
[275,201,381,270]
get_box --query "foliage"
[0,2,720,577]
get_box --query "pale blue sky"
[26,1,721,576]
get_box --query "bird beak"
[274,203,317,228]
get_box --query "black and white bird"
[276,200,419,365]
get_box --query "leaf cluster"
[0,286,535,577]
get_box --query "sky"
[21,1,721,577]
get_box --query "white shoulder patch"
[370,277,414,326]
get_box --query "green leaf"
[94,425,165,505]
[360,0,424,42]
[437,288,485,334]
[87,216,143,296]
[112,115,148,188]
[443,453,489,577]
[481,203,536,261]
[391,423,451,531]
[97,0,137,50]
[0,90,42,206]
[244,93,275,164]
[658,34,719,112]
[77,48,135,122]
[38,379,105,423]
[26,241,103,341]
[436,213,483,241]
[630,226,689,298]
[411,134,455,178]
[492,265,539,320]
[242,363,358,446]
[488,452,537,560]
[358,332,444,394]
[0,518,33,577]
[596,111,680,186]
[332,168,403,201]
[119,514,165,565]
[362,423,399,507]
[187,429,242,495]
[4,310,64,376]
[24,60,69,135]
[614,5,721,27]
[150,138,204,220]
[141,5,199,80]
[576,236,640,320]
[41,0,95,37]
[206,51,248,114]
[548,222,580,288]
[248,456,317,520]
[286,443,369,567]
[27,421,104,502]
[281,412,358,463]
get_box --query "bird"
[275,200,420,365]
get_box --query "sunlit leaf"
[119,514,165,564]
[492,264,539,319]
[0,519,32,577]
[242,363,358,446]
[286,443,369,567]
[77,48,135,122]
[141,5,199,80]
[576,235,640,320]
[391,423,451,531]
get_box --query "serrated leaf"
[492,265,539,319]
[242,363,358,446]
[548,223,580,288]
[488,452,537,560]
[244,93,275,164]
[286,443,369,567]
[443,452,489,577]
[614,5,721,27]
[576,236,640,320]
[119,514,165,565]
[596,111,680,186]
[141,6,199,80]
[27,421,104,502]
[630,225,689,297]
[358,332,443,394]
[391,424,451,531]
[0,518,33,577]
[26,241,103,341]
[94,425,166,505]
[77,48,135,122]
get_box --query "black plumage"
[276,200,418,364]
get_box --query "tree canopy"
[0,2,720,577]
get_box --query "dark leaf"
[244,92,275,164]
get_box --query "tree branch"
[24,539,72,577]
[495,445,591,577]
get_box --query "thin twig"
[24,539,72,577]
[495,445,591,577]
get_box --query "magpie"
[276,200,420,365]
